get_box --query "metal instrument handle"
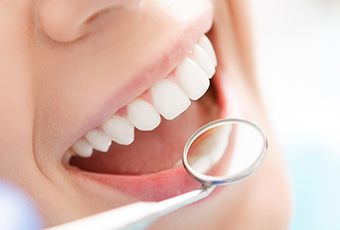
[46,186,214,230]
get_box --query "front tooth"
[72,138,93,158]
[85,129,111,152]
[101,116,134,145]
[127,99,161,131]
[176,58,210,100]
[191,44,215,78]
[198,35,217,67]
[151,79,191,120]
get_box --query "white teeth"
[85,129,112,152]
[198,35,217,67]
[71,34,217,157]
[71,138,93,158]
[127,99,161,131]
[102,116,134,145]
[191,44,215,78]
[151,79,191,120]
[176,58,210,100]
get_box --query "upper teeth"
[127,99,161,131]
[151,79,191,120]
[71,35,217,158]
[101,116,134,145]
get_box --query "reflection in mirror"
[185,120,266,183]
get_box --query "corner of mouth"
[62,28,230,201]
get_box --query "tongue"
[71,90,219,175]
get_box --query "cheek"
[0,32,35,185]
[31,1,200,158]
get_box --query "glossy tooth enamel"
[71,138,93,158]
[70,34,217,158]
[151,79,191,120]
[101,116,135,145]
[176,58,210,100]
[191,44,215,78]
[85,129,112,152]
[198,35,217,67]
[127,99,161,131]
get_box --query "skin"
[0,0,292,228]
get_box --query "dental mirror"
[47,118,267,230]
[183,118,267,187]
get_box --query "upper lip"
[62,7,218,202]
[62,13,214,158]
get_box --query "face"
[0,0,291,228]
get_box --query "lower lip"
[67,67,230,202]
[69,166,201,201]
[69,80,228,202]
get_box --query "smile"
[63,26,229,201]
[70,35,216,157]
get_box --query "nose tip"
[39,0,142,43]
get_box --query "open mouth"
[63,33,228,201]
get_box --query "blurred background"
[250,0,340,229]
